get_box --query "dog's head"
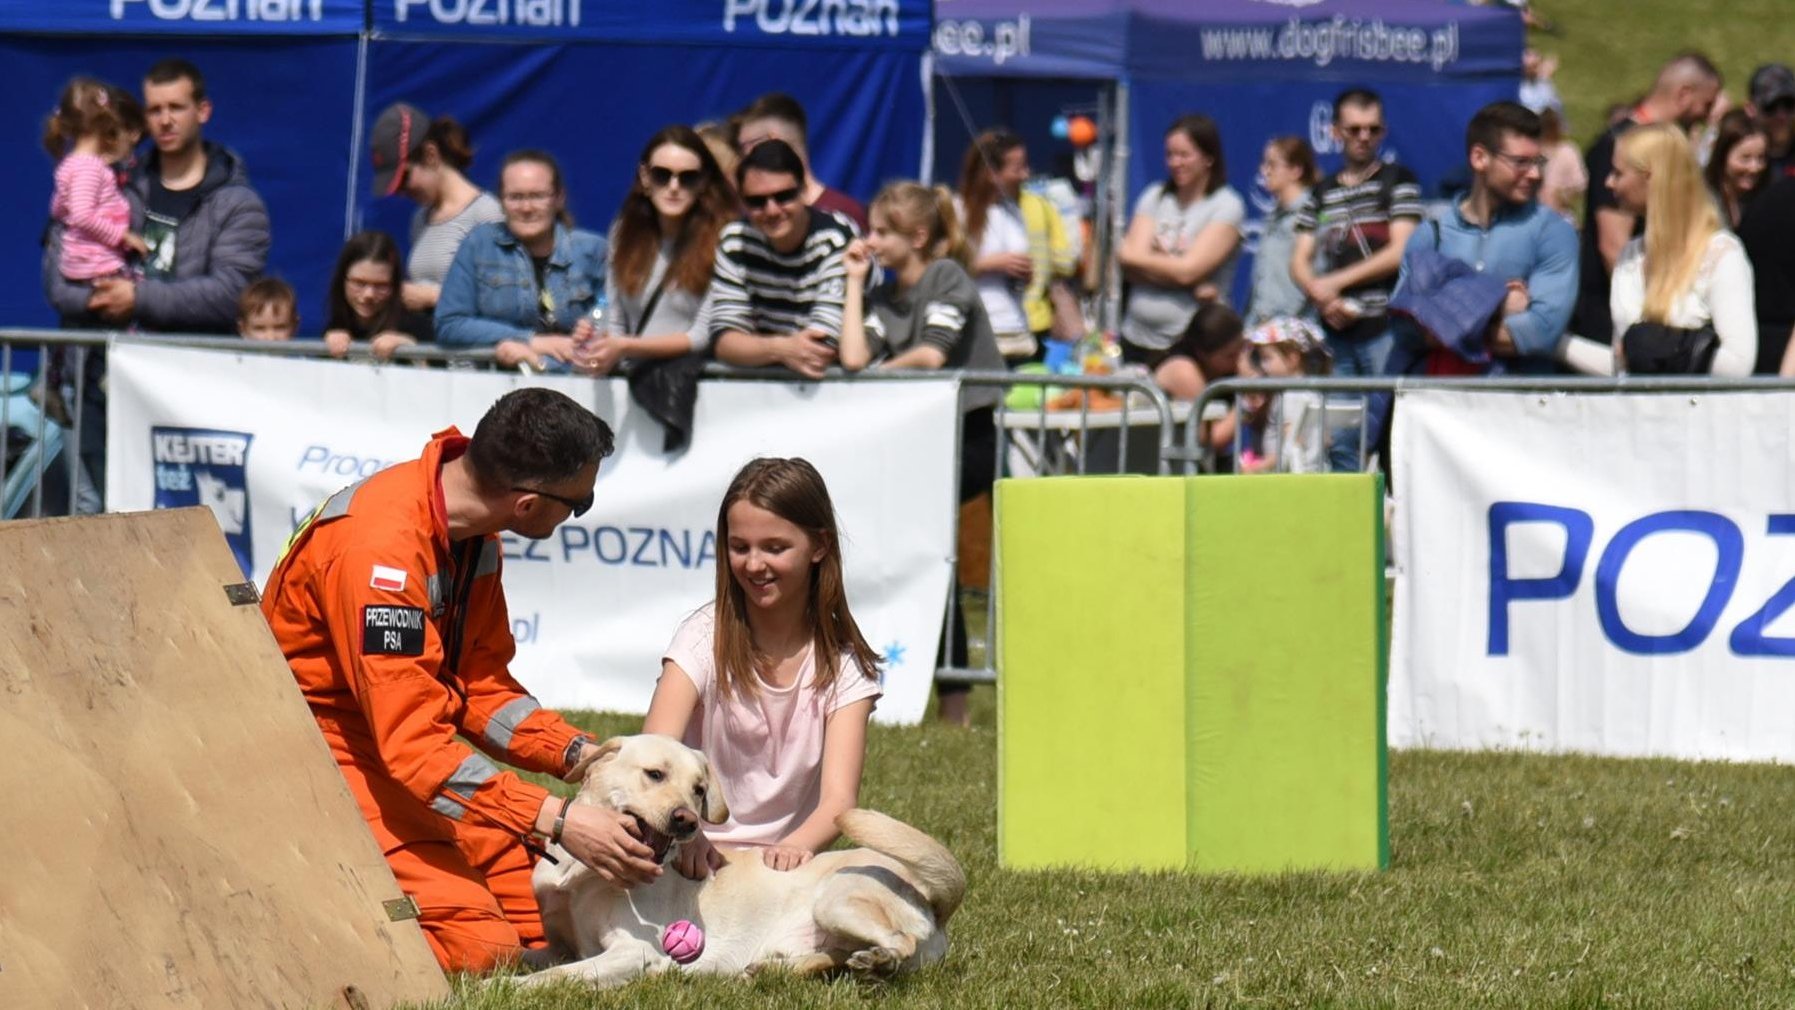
[564,734,729,865]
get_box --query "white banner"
[1393,389,1795,761]
[106,342,958,725]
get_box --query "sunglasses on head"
[511,485,593,518]
[743,186,802,211]
[647,166,704,190]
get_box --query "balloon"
[1067,116,1098,148]
[1050,115,1070,140]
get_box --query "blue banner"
[372,0,930,49]
[934,0,1521,83]
[0,0,364,35]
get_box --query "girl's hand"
[844,240,872,281]
[762,845,814,872]
[577,334,625,376]
[123,232,149,256]
[370,332,417,361]
[673,833,727,880]
[323,329,353,358]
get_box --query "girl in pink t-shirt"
[644,457,883,879]
[45,78,147,283]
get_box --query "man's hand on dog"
[673,833,729,880]
[763,845,814,871]
[557,804,663,887]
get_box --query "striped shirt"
[408,191,504,287]
[51,153,133,281]
[708,211,853,341]
[1294,162,1423,324]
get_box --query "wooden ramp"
[0,508,448,1009]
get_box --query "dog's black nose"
[669,807,698,836]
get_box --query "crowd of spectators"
[37,48,1795,487]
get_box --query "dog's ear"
[563,736,624,784]
[698,754,729,824]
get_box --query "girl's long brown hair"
[611,125,737,299]
[957,128,1024,246]
[712,458,882,700]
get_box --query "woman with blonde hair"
[839,181,1003,727]
[1564,123,1756,375]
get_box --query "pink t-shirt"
[661,604,881,847]
[51,153,132,281]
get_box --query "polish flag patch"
[370,565,409,593]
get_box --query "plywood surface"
[0,508,447,1009]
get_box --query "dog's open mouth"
[629,812,675,864]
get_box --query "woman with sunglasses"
[709,139,855,380]
[575,126,735,375]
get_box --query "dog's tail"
[836,808,967,924]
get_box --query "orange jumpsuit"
[262,429,590,972]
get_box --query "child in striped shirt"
[45,78,147,284]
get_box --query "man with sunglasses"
[263,387,661,974]
[1291,88,1424,382]
[710,139,855,380]
[1388,102,1578,377]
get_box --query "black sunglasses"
[512,485,593,518]
[647,166,705,190]
[743,186,802,211]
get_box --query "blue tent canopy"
[932,0,1524,310]
[0,0,930,330]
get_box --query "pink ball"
[662,919,705,964]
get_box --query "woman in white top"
[1117,113,1246,365]
[1564,123,1756,376]
[957,129,1072,361]
[575,125,733,375]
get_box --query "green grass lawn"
[1535,0,1795,145]
[411,687,1795,1010]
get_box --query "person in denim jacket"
[436,149,606,371]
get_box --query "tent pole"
[919,52,936,185]
[1106,78,1130,334]
[343,29,370,240]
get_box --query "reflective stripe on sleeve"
[483,696,541,752]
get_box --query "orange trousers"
[383,818,545,973]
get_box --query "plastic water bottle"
[588,292,608,333]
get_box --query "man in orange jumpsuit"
[262,388,660,972]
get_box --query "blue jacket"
[1388,249,1511,368]
[435,221,607,348]
[1391,199,1579,374]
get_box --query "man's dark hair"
[736,138,808,190]
[1333,87,1382,120]
[1465,101,1542,157]
[739,92,809,144]
[145,58,206,102]
[467,388,614,492]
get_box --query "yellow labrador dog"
[520,734,965,989]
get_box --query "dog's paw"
[845,946,901,977]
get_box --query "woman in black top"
[323,231,435,361]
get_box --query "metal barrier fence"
[1172,374,1795,475]
[0,327,1190,690]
